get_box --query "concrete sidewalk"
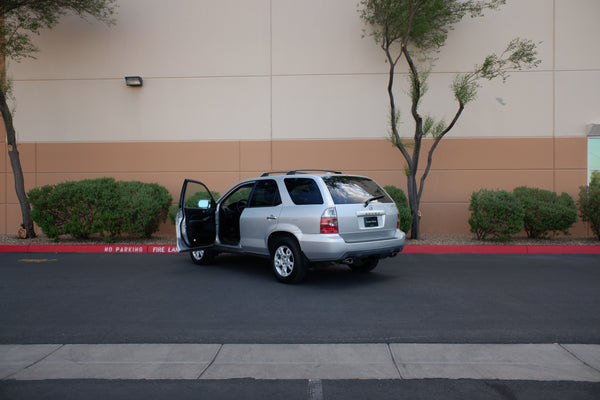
[2,343,600,381]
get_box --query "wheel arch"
[267,231,300,254]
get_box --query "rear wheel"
[190,249,216,265]
[271,237,307,283]
[348,258,379,273]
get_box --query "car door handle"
[267,215,278,221]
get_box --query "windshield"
[322,176,392,205]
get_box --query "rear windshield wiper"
[364,195,384,207]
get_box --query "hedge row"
[28,178,172,242]
[469,186,580,241]
[27,178,600,242]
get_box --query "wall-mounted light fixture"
[125,76,143,87]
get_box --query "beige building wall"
[2,0,599,236]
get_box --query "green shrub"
[28,177,119,240]
[384,185,412,233]
[578,185,600,240]
[468,189,524,241]
[28,178,172,242]
[116,181,173,238]
[590,171,600,188]
[168,205,178,225]
[513,186,577,238]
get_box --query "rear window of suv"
[284,178,324,205]
[322,176,393,205]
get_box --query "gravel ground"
[1,232,598,246]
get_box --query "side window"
[284,178,323,205]
[248,180,281,207]
[222,184,253,208]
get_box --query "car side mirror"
[198,199,211,209]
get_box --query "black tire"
[189,249,216,265]
[348,258,379,273]
[270,237,307,283]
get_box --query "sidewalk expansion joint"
[386,343,404,379]
[558,343,600,375]
[4,344,64,380]
[197,344,223,379]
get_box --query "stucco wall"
[2,0,599,236]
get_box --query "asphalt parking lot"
[1,252,599,344]
[1,252,599,399]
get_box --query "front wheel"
[348,258,379,273]
[190,249,216,265]
[271,237,307,283]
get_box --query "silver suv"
[176,170,405,283]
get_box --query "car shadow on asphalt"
[176,253,396,288]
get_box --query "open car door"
[176,179,217,252]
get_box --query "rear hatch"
[322,176,399,243]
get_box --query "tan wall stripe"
[1,138,590,236]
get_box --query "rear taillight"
[320,207,338,234]
[397,213,400,229]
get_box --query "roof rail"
[261,169,342,177]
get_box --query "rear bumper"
[300,230,405,262]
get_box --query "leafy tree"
[590,170,600,187]
[359,0,540,239]
[0,0,117,238]
[578,184,600,240]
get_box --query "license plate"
[364,216,379,228]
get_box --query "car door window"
[248,180,281,207]
[284,178,323,205]
[178,180,216,249]
[219,183,253,245]
[182,184,215,210]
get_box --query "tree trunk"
[0,89,36,238]
[407,171,421,240]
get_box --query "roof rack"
[261,169,342,177]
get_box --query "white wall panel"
[272,0,386,75]
[556,0,600,71]
[12,77,271,142]
[5,0,598,143]
[272,74,390,140]
[435,0,553,73]
[9,0,271,80]
[418,71,554,138]
[555,71,600,137]
[272,0,553,76]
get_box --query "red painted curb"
[0,244,179,254]
[1,244,599,254]
[403,245,528,254]
[403,245,600,254]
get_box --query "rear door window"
[322,176,392,205]
[248,180,281,207]
[284,178,323,205]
